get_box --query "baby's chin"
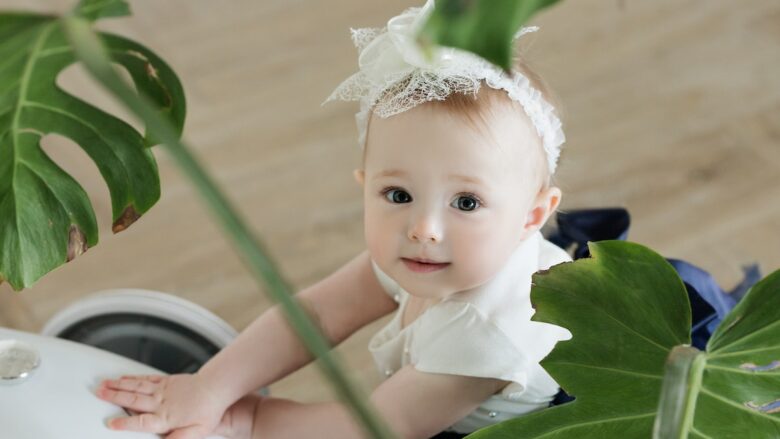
[396,277,472,302]
[393,275,451,300]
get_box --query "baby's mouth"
[401,258,450,273]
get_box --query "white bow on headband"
[324,0,565,174]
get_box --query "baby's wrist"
[196,365,241,410]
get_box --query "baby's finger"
[97,387,161,412]
[121,374,165,383]
[108,413,167,433]
[102,377,159,395]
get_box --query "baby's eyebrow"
[373,169,408,179]
[449,174,485,186]
[372,170,486,186]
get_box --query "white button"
[393,294,400,302]
[384,369,394,377]
[403,347,410,355]
[488,411,498,418]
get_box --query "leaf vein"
[545,361,663,380]
[710,320,780,355]
[699,387,780,424]
[709,345,780,360]
[37,46,72,58]
[10,22,56,283]
[690,426,714,439]
[707,364,780,376]
[532,411,656,438]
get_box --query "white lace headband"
[324,0,565,174]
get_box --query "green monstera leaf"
[418,0,562,70]
[0,0,185,290]
[666,269,780,438]
[467,240,780,438]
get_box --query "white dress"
[368,231,573,434]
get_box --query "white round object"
[41,289,237,349]
[0,340,40,384]
[0,327,167,439]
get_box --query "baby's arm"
[98,250,398,436]
[197,249,398,407]
[240,366,509,439]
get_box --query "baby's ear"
[522,187,562,238]
[353,169,366,187]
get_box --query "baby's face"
[360,102,558,300]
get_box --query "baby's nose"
[407,215,442,243]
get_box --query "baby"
[95,1,573,438]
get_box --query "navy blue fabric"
[547,208,630,260]
[667,259,761,347]
[543,208,761,407]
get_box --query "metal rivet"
[488,411,498,418]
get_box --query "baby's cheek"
[364,213,392,262]
[451,226,514,286]
[455,249,500,289]
[365,235,386,264]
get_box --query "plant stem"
[652,345,705,439]
[61,14,395,439]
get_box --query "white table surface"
[0,327,180,439]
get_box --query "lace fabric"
[324,0,566,174]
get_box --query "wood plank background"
[1,0,778,404]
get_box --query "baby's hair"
[364,56,563,192]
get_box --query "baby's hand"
[96,373,234,439]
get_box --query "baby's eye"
[451,195,481,212]
[383,188,413,204]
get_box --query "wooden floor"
[1,0,779,404]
